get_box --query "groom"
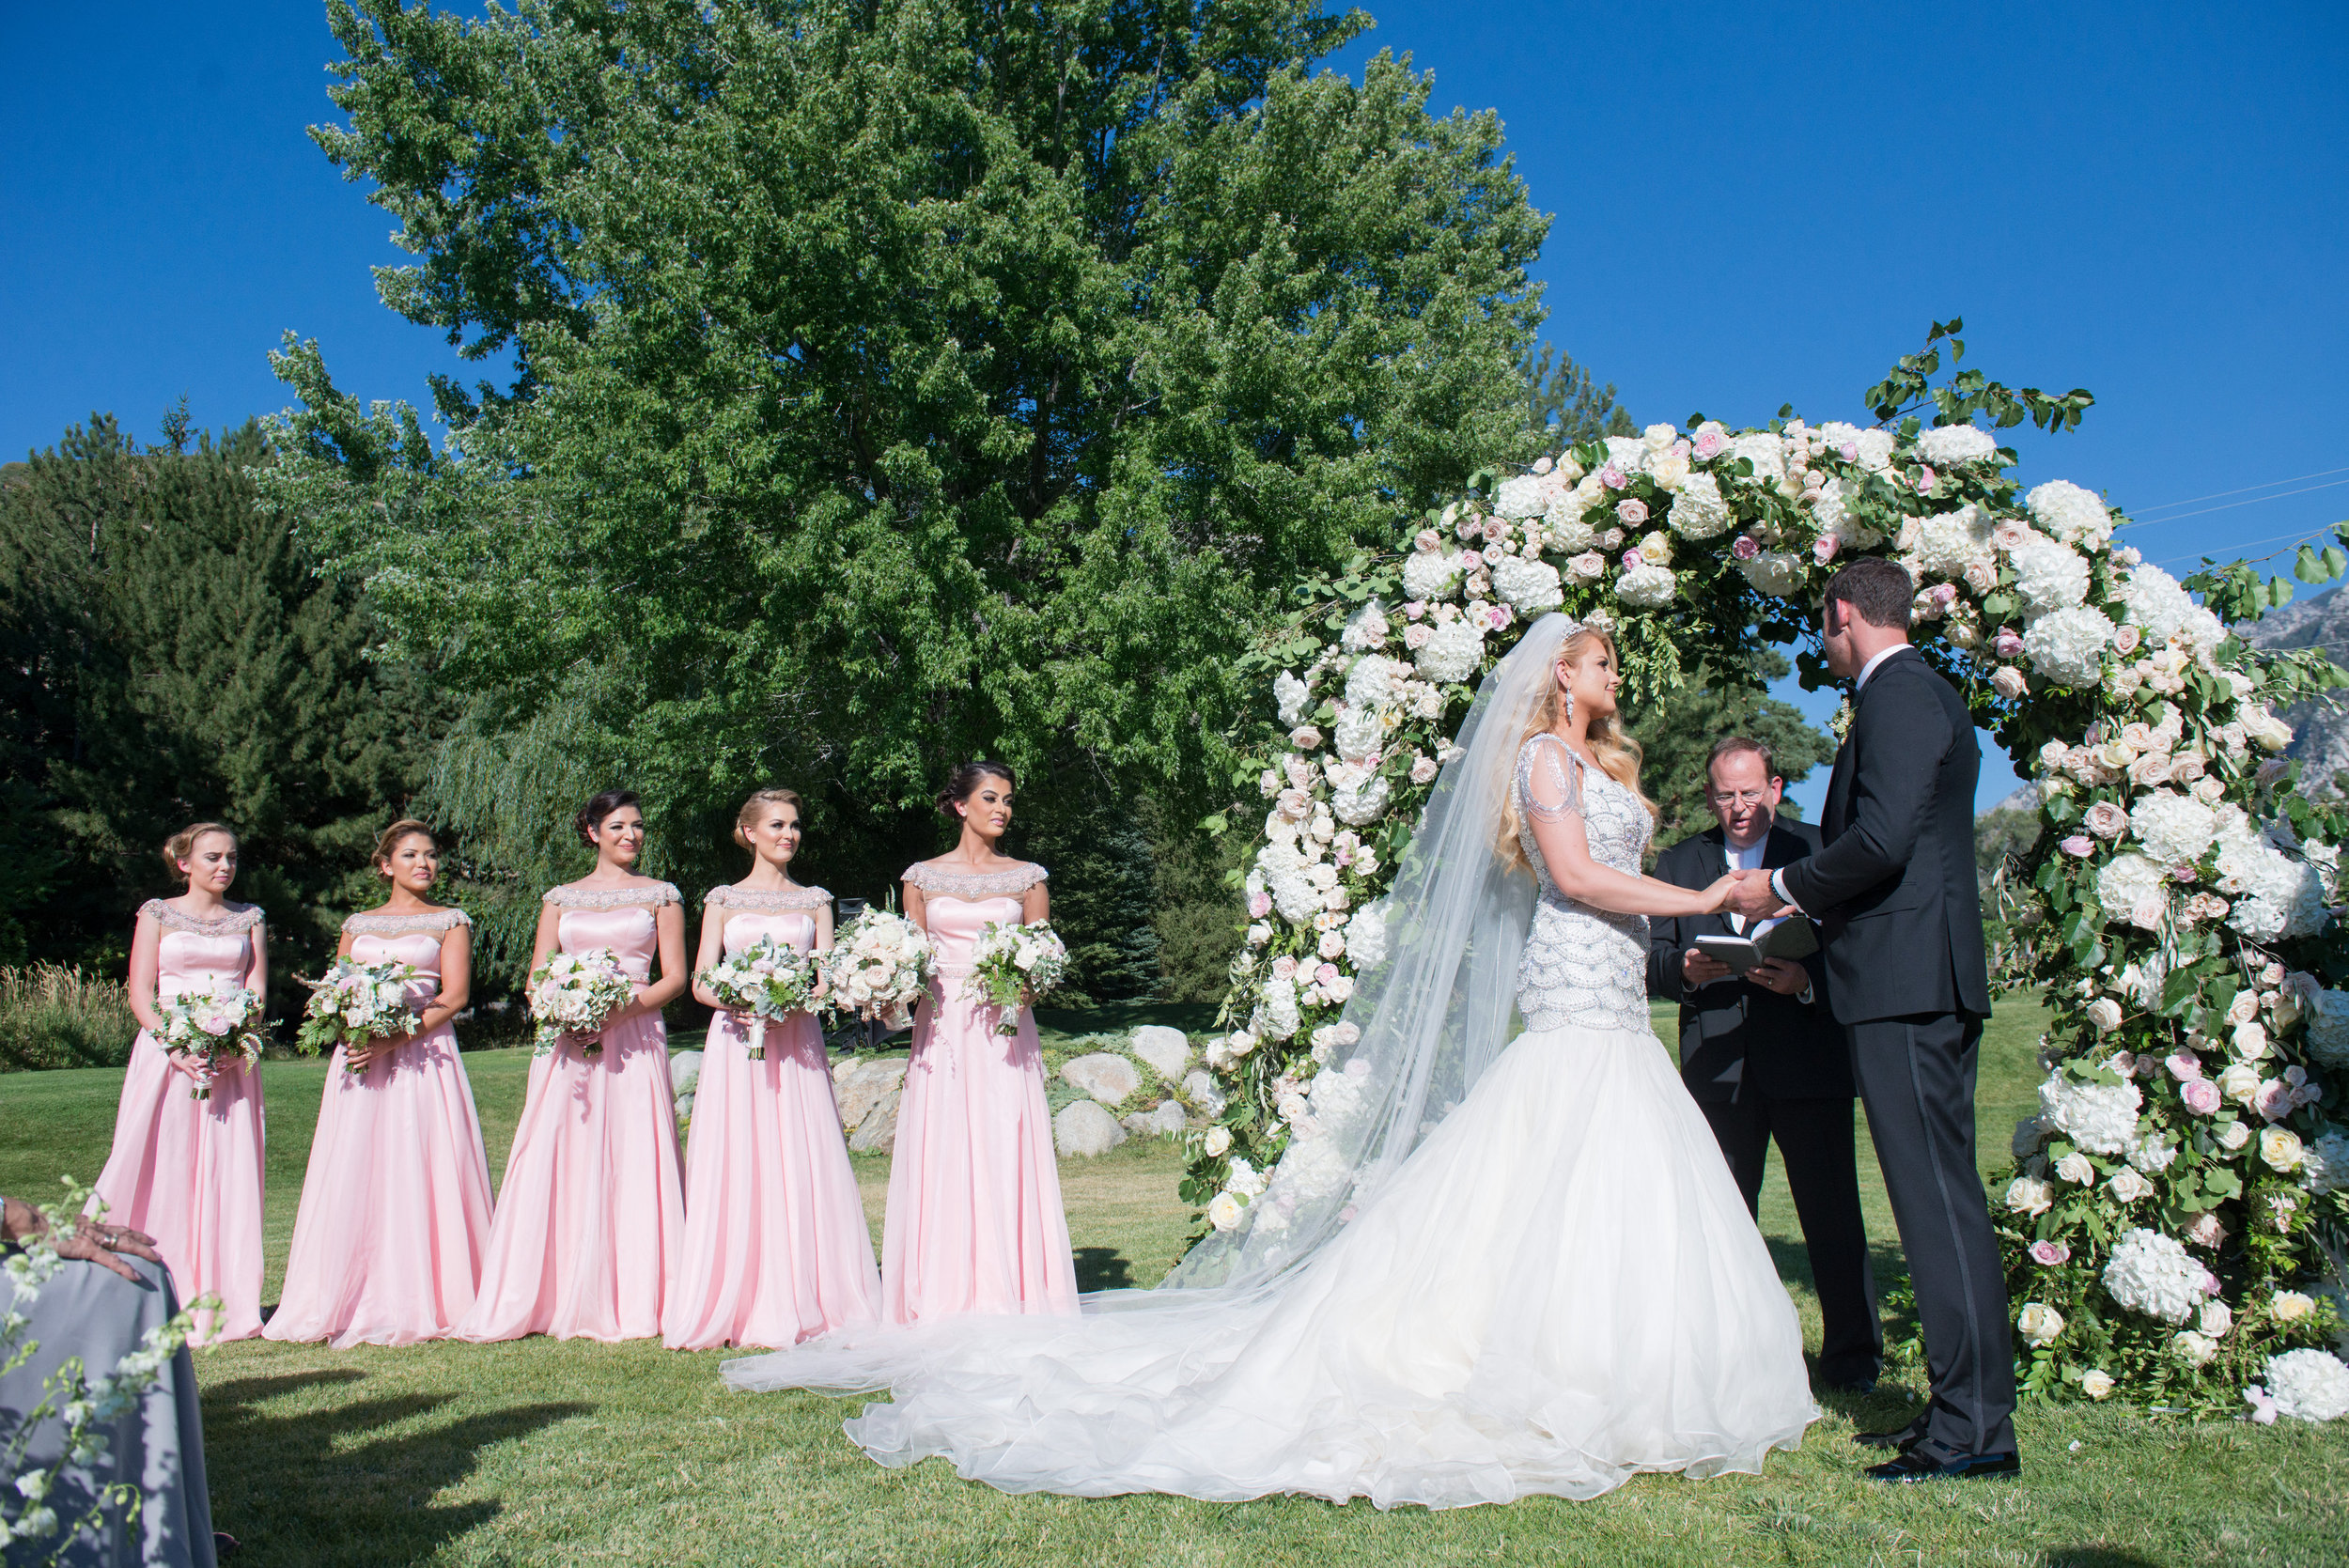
[1723,556,2016,1483]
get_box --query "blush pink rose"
[1414,529,1441,553]
[1812,535,1840,566]
[1270,955,1299,981]
[1314,963,1340,986]
[2060,834,2094,858]
[1616,498,1649,525]
[2167,1049,2203,1081]
[1599,464,1627,490]
[1993,627,2025,659]
[1732,535,1761,560]
[1915,465,1938,492]
[2029,1240,2071,1266]
[1693,429,1726,459]
[1247,891,1272,919]
[1400,599,1427,620]
[2180,1078,2222,1115]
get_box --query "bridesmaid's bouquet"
[157,978,267,1100]
[296,955,423,1070]
[968,921,1071,1033]
[698,937,817,1060]
[526,948,638,1058]
[819,909,935,1030]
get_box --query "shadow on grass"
[1074,1246,1135,1291]
[202,1369,593,1566]
[2040,1553,2162,1568]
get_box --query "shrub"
[0,964,138,1071]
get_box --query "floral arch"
[1185,326,2349,1416]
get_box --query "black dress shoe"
[1864,1449,2021,1483]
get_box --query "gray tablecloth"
[2,1254,214,1568]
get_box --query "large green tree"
[0,418,443,976]
[264,0,1550,880]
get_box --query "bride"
[725,613,1818,1508]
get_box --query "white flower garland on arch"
[1185,344,2349,1414]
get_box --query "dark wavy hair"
[936,761,1017,818]
[574,787,642,846]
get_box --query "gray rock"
[1061,1051,1142,1107]
[674,1091,695,1124]
[1054,1097,1128,1157]
[1128,1025,1191,1081]
[668,1048,703,1096]
[847,1091,902,1155]
[1181,1068,1226,1115]
[1121,1098,1190,1140]
[833,1056,909,1153]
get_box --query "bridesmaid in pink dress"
[664,788,881,1350]
[459,789,690,1343]
[882,761,1079,1324]
[266,820,495,1346]
[92,821,268,1344]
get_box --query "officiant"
[1645,736,1881,1391]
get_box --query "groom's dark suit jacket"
[1778,646,1992,1023]
[1645,821,1851,1103]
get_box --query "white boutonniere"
[1829,698,1855,742]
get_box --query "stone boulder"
[1061,1052,1142,1107]
[1128,1026,1191,1081]
[1054,1098,1128,1157]
[1120,1098,1190,1140]
[832,1056,910,1153]
[669,1048,704,1097]
[1181,1068,1226,1116]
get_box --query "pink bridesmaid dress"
[663,885,880,1350]
[92,900,268,1344]
[881,862,1078,1324]
[458,882,687,1343]
[265,908,495,1346]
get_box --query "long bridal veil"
[723,612,1578,1386]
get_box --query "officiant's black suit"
[1647,818,1880,1388]
[1778,645,2013,1463]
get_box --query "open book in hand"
[1694,916,1820,975]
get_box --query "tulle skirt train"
[723,1020,1817,1509]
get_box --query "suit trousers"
[1699,1092,1882,1387]
[1848,1011,2016,1460]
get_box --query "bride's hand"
[1696,872,1740,913]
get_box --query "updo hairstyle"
[372,818,438,872]
[161,821,238,883]
[936,761,1016,819]
[733,788,805,849]
[574,788,642,847]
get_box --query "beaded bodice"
[704,884,830,911]
[902,861,1048,903]
[546,882,676,981]
[342,908,472,939]
[139,900,262,1004]
[1513,734,1653,1033]
[708,885,826,956]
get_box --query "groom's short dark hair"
[1823,557,1914,629]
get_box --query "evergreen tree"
[0,416,446,980]
[1524,342,1636,451]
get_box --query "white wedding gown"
[726,733,1816,1508]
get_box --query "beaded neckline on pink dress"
[543,882,680,909]
[902,862,1048,901]
[342,908,473,938]
[705,884,831,910]
[140,899,263,935]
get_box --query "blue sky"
[6,3,2344,814]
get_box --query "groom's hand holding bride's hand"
[1721,866,1792,921]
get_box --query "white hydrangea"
[1851,427,1895,473]
[1546,480,1598,531]
[1602,435,1653,474]
[2114,562,2224,656]
[1340,600,1391,653]
[1274,669,1310,725]
[2021,605,2114,689]
[2095,852,2170,921]
[1738,550,1806,598]
[1413,618,1486,683]
[1254,841,1319,924]
[1253,975,1300,1041]
[1725,431,1785,484]
[2010,535,2092,617]
[1666,471,1730,538]
[2127,1132,2180,1174]
[1344,653,1404,709]
[1912,505,1994,578]
[2028,479,2115,549]
[1342,903,1386,970]
[2264,1349,2349,1421]
[2214,817,2326,941]
[2102,1227,2207,1325]
[1917,423,1999,466]
[2041,1074,2142,1155]
[1488,556,1563,614]
[1615,562,1677,608]
[1332,704,1385,760]
[1493,474,1552,519]
[2305,992,2349,1072]
[1330,770,1392,828]
[1401,549,1466,603]
[2303,1130,2349,1197]
[2131,790,2219,866]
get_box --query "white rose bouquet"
[819,908,936,1029]
[526,948,638,1058]
[698,936,818,1060]
[295,955,423,1071]
[156,977,267,1100]
[967,921,1071,1034]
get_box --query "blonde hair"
[733,788,804,849]
[161,821,238,883]
[371,818,437,871]
[1500,626,1657,868]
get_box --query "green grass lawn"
[5,1001,2346,1566]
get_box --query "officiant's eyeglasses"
[1708,788,1770,807]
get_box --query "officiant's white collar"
[1854,643,1908,693]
